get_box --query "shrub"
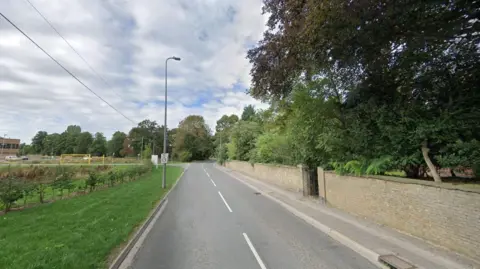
[127,169,137,181]
[0,174,24,213]
[117,170,126,183]
[97,173,107,186]
[107,171,117,187]
[86,171,98,192]
[22,180,35,206]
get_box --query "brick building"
[0,136,21,157]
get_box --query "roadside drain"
[379,254,416,269]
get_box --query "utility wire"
[0,12,136,124]
[24,0,124,100]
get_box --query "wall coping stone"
[323,170,480,194]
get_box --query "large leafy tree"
[227,121,262,161]
[173,115,213,161]
[61,125,82,154]
[127,119,167,155]
[107,131,127,157]
[31,131,48,154]
[247,0,480,181]
[241,105,257,121]
[75,132,93,154]
[215,114,239,133]
[214,114,239,159]
[89,132,107,156]
[42,133,62,156]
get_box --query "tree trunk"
[450,168,456,178]
[421,140,442,183]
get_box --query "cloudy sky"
[0,0,268,143]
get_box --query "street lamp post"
[163,56,181,189]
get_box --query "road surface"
[131,162,376,269]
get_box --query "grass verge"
[0,166,183,269]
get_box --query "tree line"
[21,116,213,161]
[214,0,480,182]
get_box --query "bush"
[86,171,99,192]
[0,174,24,213]
[117,170,126,183]
[107,171,117,187]
[22,180,35,206]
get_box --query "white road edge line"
[210,178,217,187]
[218,191,233,212]
[213,165,390,269]
[243,233,268,269]
[118,199,169,269]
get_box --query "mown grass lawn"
[0,166,183,269]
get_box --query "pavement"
[130,162,378,269]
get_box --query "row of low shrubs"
[10,157,143,165]
[0,164,112,176]
[0,164,152,213]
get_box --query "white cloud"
[0,0,267,142]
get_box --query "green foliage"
[173,115,213,161]
[42,133,62,155]
[330,162,348,175]
[229,121,262,161]
[75,132,93,154]
[89,132,107,156]
[22,118,174,161]
[142,145,152,159]
[31,131,48,154]
[0,166,183,269]
[177,151,192,162]
[107,170,117,187]
[215,114,239,133]
[107,131,127,157]
[117,170,126,183]
[62,125,82,154]
[34,182,48,204]
[285,80,343,168]
[244,0,480,181]
[366,156,393,176]
[52,166,74,199]
[330,157,394,176]
[241,105,256,121]
[86,171,98,192]
[226,141,236,161]
[127,168,137,181]
[253,131,292,164]
[344,160,367,176]
[0,172,23,213]
[216,143,228,165]
[437,139,480,177]
[21,180,35,206]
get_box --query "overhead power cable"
[24,0,124,100]
[0,12,136,124]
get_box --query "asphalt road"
[131,162,376,269]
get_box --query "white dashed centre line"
[218,191,233,212]
[243,233,268,269]
[210,178,217,187]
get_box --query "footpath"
[214,164,480,269]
